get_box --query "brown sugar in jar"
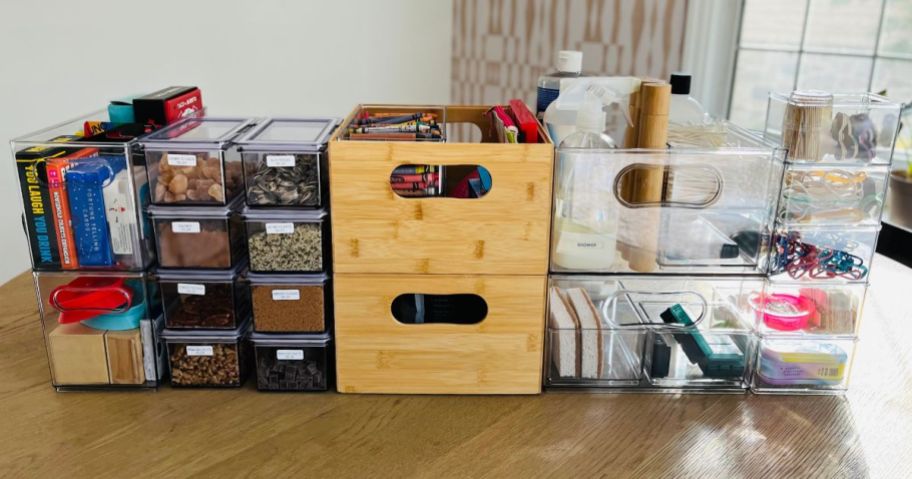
[249,275,328,333]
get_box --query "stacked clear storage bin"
[11,112,164,389]
[754,91,902,394]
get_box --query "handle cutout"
[391,293,488,324]
[614,164,722,208]
[390,164,491,198]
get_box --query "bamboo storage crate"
[328,104,554,275]
[334,273,546,394]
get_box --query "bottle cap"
[557,51,583,73]
[669,73,692,95]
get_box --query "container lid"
[156,262,247,281]
[141,117,255,148]
[236,117,339,151]
[241,206,327,221]
[161,318,252,342]
[245,272,328,285]
[148,195,244,218]
[250,331,330,347]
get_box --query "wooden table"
[2,256,911,478]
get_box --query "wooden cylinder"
[782,90,833,162]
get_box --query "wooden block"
[105,329,146,385]
[47,323,109,385]
[334,273,546,394]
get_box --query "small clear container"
[243,208,329,273]
[247,273,330,333]
[751,282,868,337]
[157,264,250,330]
[149,197,246,269]
[251,332,331,392]
[768,226,879,282]
[751,338,856,394]
[764,91,902,165]
[778,164,889,226]
[236,117,338,207]
[161,319,252,387]
[142,117,254,206]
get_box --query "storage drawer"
[750,282,867,337]
[751,338,856,394]
[551,123,783,274]
[334,273,546,394]
[768,226,878,282]
[778,164,888,226]
[328,105,554,275]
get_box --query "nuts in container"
[161,320,251,387]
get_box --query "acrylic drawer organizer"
[546,276,761,392]
[11,112,156,271]
[236,117,338,208]
[162,319,252,387]
[148,197,246,269]
[142,117,254,206]
[157,263,250,330]
[551,122,784,275]
[243,208,330,274]
[247,273,331,333]
[33,271,165,389]
[251,332,332,392]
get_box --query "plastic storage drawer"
[149,197,246,269]
[161,320,252,387]
[768,226,878,283]
[751,338,856,394]
[751,281,867,337]
[157,264,250,329]
[777,164,889,226]
[251,332,331,392]
[243,208,329,274]
[247,273,330,333]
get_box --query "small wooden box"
[328,105,554,275]
[334,273,546,394]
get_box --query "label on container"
[178,283,206,295]
[186,345,213,356]
[266,155,296,168]
[277,349,304,360]
[265,222,295,235]
[172,221,201,234]
[272,289,300,301]
[167,154,198,167]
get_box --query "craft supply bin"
[11,111,156,271]
[251,332,331,391]
[142,117,253,206]
[546,276,760,392]
[551,122,784,275]
[768,225,878,283]
[777,164,889,226]
[33,270,164,389]
[236,117,338,207]
[148,197,246,269]
[157,264,250,330]
[753,282,867,337]
[333,273,546,394]
[247,273,331,333]
[243,208,329,274]
[328,104,554,275]
[751,338,856,394]
[162,320,251,387]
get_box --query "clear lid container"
[161,317,251,343]
[245,272,328,284]
[236,118,339,151]
[241,206,328,221]
[250,331,331,347]
[148,196,244,219]
[156,262,247,281]
[142,117,255,149]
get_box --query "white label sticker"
[266,155,296,168]
[277,349,304,360]
[186,345,213,356]
[167,154,198,167]
[172,221,201,234]
[265,222,295,235]
[272,289,301,301]
[177,283,206,295]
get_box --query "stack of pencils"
[389,165,442,197]
[347,111,443,141]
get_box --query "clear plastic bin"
[749,282,867,337]
[551,122,784,274]
[33,270,163,389]
[247,273,330,333]
[251,332,331,392]
[764,91,902,165]
[11,112,156,271]
[161,319,251,387]
[546,275,761,391]
[142,117,254,206]
[149,197,246,269]
[751,338,856,394]
[243,208,329,273]
[157,264,250,330]
[236,117,338,207]
[777,164,889,226]
[768,226,878,282]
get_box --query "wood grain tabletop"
[1,256,910,478]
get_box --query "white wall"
[0,0,453,285]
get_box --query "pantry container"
[161,319,252,387]
[33,270,164,389]
[243,208,329,274]
[751,338,856,394]
[11,111,156,271]
[142,117,254,206]
[236,117,338,207]
[251,332,331,392]
[247,273,330,333]
[157,263,250,330]
[149,197,246,269]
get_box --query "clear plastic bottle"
[668,73,710,125]
[536,50,585,120]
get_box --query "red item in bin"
[50,277,133,324]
